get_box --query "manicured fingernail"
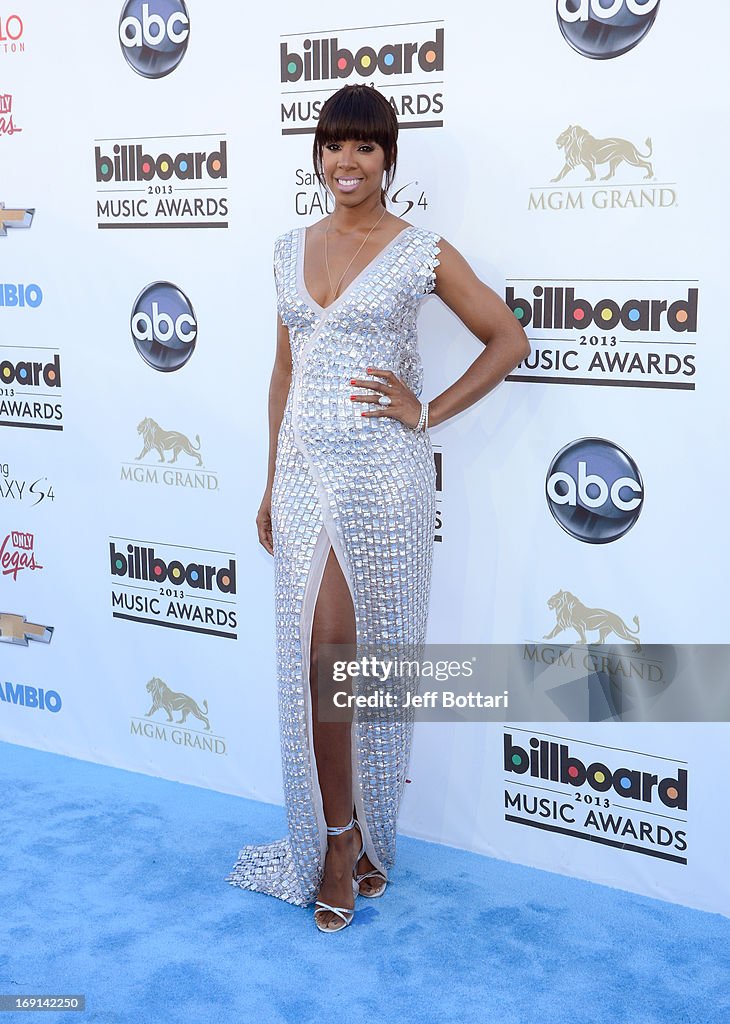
[349,395,355,400]
[350,379,357,384]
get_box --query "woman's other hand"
[257,488,274,555]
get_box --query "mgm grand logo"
[529,125,677,212]
[130,676,226,754]
[120,417,218,491]
[544,590,641,649]
[520,590,669,721]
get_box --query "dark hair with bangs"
[313,85,399,206]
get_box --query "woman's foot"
[314,824,362,930]
[355,849,388,897]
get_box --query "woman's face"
[321,139,387,207]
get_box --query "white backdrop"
[1,1,728,917]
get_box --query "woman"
[227,84,530,932]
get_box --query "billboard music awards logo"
[0,612,53,645]
[109,536,238,639]
[557,0,660,60]
[130,676,226,755]
[529,125,677,212]
[120,416,219,492]
[94,134,228,229]
[0,461,55,506]
[503,729,687,863]
[131,282,197,371]
[0,347,63,430]
[280,21,444,134]
[0,530,42,580]
[0,93,21,137]
[0,13,24,54]
[119,0,190,79]
[505,278,698,390]
[546,437,644,544]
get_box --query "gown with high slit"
[225,222,441,907]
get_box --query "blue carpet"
[1,740,728,1024]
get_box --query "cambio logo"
[0,681,61,713]
[546,437,643,543]
[557,0,660,59]
[119,0,190,78]
[0,283,42,308]
[131,282,197,372]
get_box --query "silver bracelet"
[416,401,429,432]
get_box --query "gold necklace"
[324,207,388,303]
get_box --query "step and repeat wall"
[2,3,728,916]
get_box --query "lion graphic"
[145,677,211,730]
[551,125,654,183]
[544,591,641,650]
[136,417,203,465]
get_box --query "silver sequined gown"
[226,223,441,906]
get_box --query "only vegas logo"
[0,530,43,580]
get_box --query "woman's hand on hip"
[349,367,422,429]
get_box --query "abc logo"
[546,438,643,543]
[557,0,660,60]
[131,282,197,372]
[119,1,190,79]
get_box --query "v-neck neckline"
[296,223,416,315]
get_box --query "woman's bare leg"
[309,543,361,925]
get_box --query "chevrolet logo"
[0,613,53,645]
[0,202,34,236]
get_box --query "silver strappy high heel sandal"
[313,814,364,933]
[355,854,388,899]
